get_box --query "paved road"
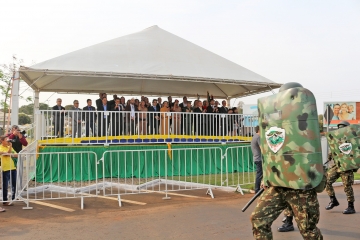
[1,185,360,239]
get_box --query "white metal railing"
[8,145,255,209]
[99,147,223,202]
[14,150,99,209]
[35,110,258,144]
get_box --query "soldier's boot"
[343,202,356,214]
[277,216,294,232]
[325,196,340,210]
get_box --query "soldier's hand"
[260,181,268,189]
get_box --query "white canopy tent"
[19,25,281,99]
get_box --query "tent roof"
[19,25,281,98]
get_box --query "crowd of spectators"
[51,93,247,138]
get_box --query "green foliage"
[18,113,31,125]
[65,105,73,110]
[19,103,51,115]
[318,114,323,132]
[0,59,32,129]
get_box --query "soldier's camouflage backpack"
[325,124,360,172]
[258,84,324,190]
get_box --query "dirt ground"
[1,185,360,240]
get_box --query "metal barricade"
[222,145,256,194]
[15,146,98,209]
[99,147,223,204]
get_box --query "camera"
[19,130,26,135]
[7,139,16,143]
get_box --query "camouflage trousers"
[251,187,323,240]
[283,206,293,217]
[325,165,354,202]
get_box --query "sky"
[1,0,359,114]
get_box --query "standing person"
[111,98,125,136]
[96,93,105,109]
[251,126,262,194]
[7,125,28,154]
[251,82,323,239]
[219,100,228,136]
[97,97,111,137]
[138,100,148,135]
[179,96,188,134]
[148,99,160,134]
[207,99,219,136]
[182,101,193,135]
[157,97,162,109]
[82,99,96,137]
[193,101,206,135]
[0,136,18,206]
[160,101,171,135]
[108,94,118,110]
[70,100,82,138]
[125,98,138,135]
[172,100,182,135]
[325,120,356,214]
[52,98,66,137]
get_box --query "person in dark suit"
[97,97,111,137]
[207,99,219,136]
[182,101,193,135]
[148,99,160,134]
[125,98,138,135]
[108,94,118,110]
[156,97,162,109]
[111,98,125,136]
[96,93,104,109]
[179,96,187,134]
[193,100,206,135]
[82,99,96,137]
[219,100,229,136]
[52,98,66,137]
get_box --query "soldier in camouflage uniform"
[325,121,357,214]
[250,82,323,239]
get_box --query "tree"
[18,113,31,125]
[65,105,73,110]
[19,103,51,115]
[0,58,32,131]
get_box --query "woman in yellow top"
[160,101,171,135]
[0,135,18,207]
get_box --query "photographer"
[7,125,28,158]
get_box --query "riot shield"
[325,124,360,172]
[258,87,324,190]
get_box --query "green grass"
[175,172,256,188]
[336,172,360,182]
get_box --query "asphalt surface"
[1,185,360,240]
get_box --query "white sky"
[1,0,359,113]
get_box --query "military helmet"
[337,121,350,129]
[279,82,303,92]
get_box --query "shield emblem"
[339,143,352,155]
[266,127,285,153]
